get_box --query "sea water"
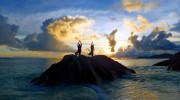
[0,58,180,100]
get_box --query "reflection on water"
[102,64,180,100]
[102,76,158,100]
[117,79,157,100]
[0,58,180,100]
[118,58,167,67]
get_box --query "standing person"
[75,40,82,55]
[88,42,94,57]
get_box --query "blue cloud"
[170,20,180,33]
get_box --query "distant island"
[138,53,173,59]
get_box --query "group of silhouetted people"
[75,40,94,57]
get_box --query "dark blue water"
[0,58,180,100]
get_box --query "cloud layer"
[23,16,86,52]
[122,0,158,12]
[170,20,180,33]
[0,15,23,48]
[0,14,98,52]
[24,18,75,52]
[124,15,150,32]
[47,16,95,42]
[116,27,180,57]
[128,27,176,50]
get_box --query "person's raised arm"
[77,41,79,46]
[79,40,82,46]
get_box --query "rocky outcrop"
[31,55,135,86]
[153,52,180,71]
[153,60,171,66]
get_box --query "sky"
[0,0,179,58]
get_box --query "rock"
[153,60,171,66]
[31,54,135,86]
[168,61,180,71]
[153,52,180,71]
[167,52,180,71]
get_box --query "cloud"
[47,16,95,42]
[23,18,74,52]
[0,14,23,48]
[115,27,180,57]
[124,15,150,32]
[0,14,98,52]
[170,20,180,33]
[23,15,97,52]
[169,12,180,17]
[116,47,156,58]
[122,0,158,12]
[105,29,118,52]
[128,27,176,50]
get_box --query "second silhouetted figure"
[75,40,82,56]
[88,42,94,57]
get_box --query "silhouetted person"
[88,42,94,57]
[75,40,82,56]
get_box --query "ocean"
[0,58,180,100]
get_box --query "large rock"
[31,55,135,86]
[153,52,180,71]
[168,61,180,70]
[153,60,171,66]
[167,52,180,70]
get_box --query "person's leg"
[88,51,91,55]
[75,51,78,55]
[79,50,81,55]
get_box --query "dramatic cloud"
[115,27,180,57]
[170,20,180,33]
[47,16,95,42]
[124,15,150,32]
[105,29,118,52]
[0,14,98,52]
[122,0,158,12]
[0,15,23,48]
[23,15,97,52]
[128,27,176,50]
[23,18,74,52]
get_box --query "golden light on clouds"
[124,15,150,32]
[122,0,158,12]
[47,16,98,42]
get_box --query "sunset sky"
[0,0,179,58]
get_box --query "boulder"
[167,52,180,71]
[153,52,180,71]
[168,61,180,71]
[153,60,171,66]
[31,55,135,86]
